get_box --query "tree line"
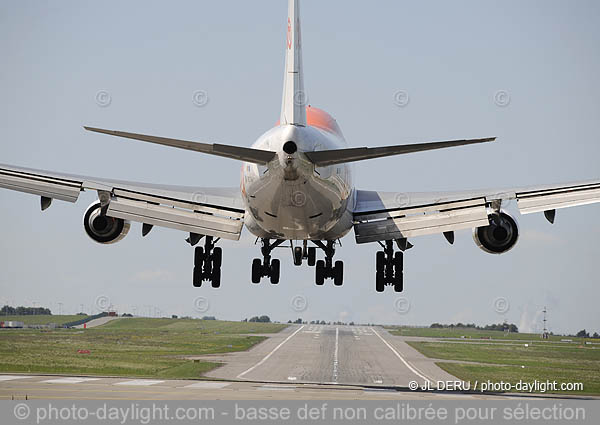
[430,322,519,333]
[1,305,51,316]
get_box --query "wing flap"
[0,166,82,202]
[107,198,243,241]
[353,197,489,244]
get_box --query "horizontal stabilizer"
[304,137,496,166]
[84,127,277,165]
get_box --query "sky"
[0,0,599,334]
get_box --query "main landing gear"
[313,240,343,287]
[252,239,284,284]
[192,235,222,288]
[375,239,410,293]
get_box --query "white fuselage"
[241,124,355,240]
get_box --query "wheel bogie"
[375,243,405,292]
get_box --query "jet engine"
[83,201,130,244]
[473,211,519,254]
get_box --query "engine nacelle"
[473,211,519,254]
[83,201,130,244]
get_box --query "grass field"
[0,315,89,326]
[405,339,600,395]
[0,318,286,379]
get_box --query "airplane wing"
[0,163,245,241]
[352,180,600,244]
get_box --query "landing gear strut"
[193,236,222,288]
[252,239,284,284]
[313,240,343,286]
[375,240,404,293]
[293,240,316,266]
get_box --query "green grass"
[0,318,287,379]
[407,340,600,395]
[388,326,591,343]
[0,315,88,326]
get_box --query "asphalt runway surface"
[0,325,581,400]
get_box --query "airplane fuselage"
[242,107,355,240]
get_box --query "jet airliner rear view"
[1,0,598,292]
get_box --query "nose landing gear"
[293,240,316,266]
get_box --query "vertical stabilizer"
[280,0,306,126]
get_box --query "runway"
[201,325,456,386]
[0,325,575,400]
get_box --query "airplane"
[1,0,599,293]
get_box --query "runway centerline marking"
[237,325,305,379]
[370,327,432,384]
[332,327,339,383]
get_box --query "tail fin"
[280,0,306,126]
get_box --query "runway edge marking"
[370,327,433,384]
[237,325,305,379]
